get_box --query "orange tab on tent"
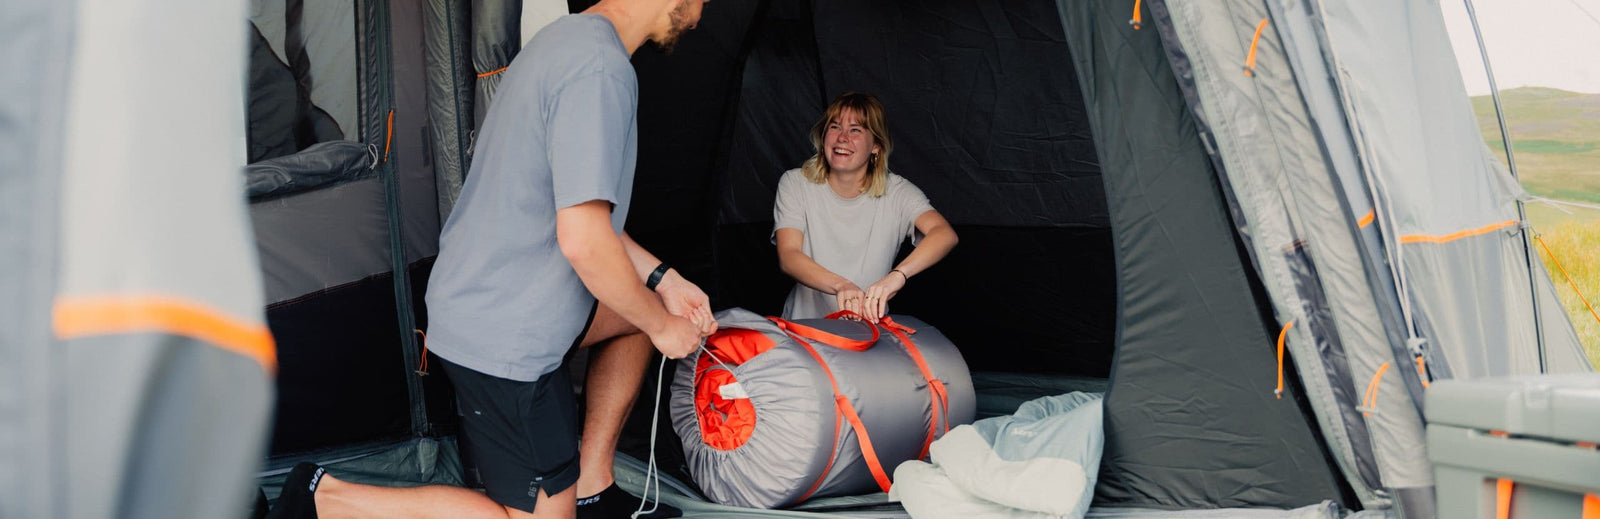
[1362,363,1391,416]
[1357,210,1375,229]
[1275,321,1293,399]
[1582,493,1599,519]
[1129,0,1144,30]
[1244,18,1269,77]
[477,65,508,78]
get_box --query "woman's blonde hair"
[800,92,893,197]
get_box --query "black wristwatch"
[645,263,671,291]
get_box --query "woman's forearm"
[779,248,853,294]
[894,224,958,279]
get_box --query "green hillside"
[1470,87,1600,204]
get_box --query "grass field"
[1525,204,1600,370]
[1473,87,1600,369]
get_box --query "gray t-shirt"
[773,168,934,319]
[425,14,637,382]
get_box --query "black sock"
[576,483,681,519]
[265,462,325,519]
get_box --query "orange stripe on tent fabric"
[1244,18,1269,77]
[1399,220,1517,244]
[54,295,276,372]
[1357,210,1375,228]
[1582,493,1599,519]
[477,66,508,78]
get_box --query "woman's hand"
[862,271,907,323]
[834,282,867,317]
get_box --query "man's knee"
[580,303,643,348]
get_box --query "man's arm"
[557,201,700,358]
[620,232,715,334]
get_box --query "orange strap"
[476,66,508,78]
[770,315,879,351]
[1362,362,1391,416]
[1583,493,1599,519]
[1275,321,1293,399]
[383,110,395,163]
[880,317,950,460]
[1244,18,1269,77]
[54,294,276,372]
[1497,478,1514,519]
[774,325,894,494]
[1414,355,1430,389]
[1535,235,1600,328]
[1129,0,1143,30]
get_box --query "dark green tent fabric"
[1055,1,1351,510]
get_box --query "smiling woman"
[771,92,960,322]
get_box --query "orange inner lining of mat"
[695,328,775,450]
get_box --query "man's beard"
[648,2,693,55]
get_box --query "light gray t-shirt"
[425,14,637,382]
[773,168,934,319]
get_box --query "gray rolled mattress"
[670,308,975,509]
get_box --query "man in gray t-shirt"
[266,2,715,518]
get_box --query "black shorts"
[443,302,598,513]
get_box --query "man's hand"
[655,268,717,336]
[646,314,703,359]
[862,272,906,323]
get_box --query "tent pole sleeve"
[369,0,430,438]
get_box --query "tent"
[4,0,1593,517]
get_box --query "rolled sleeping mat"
[670,308,976,509]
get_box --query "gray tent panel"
[1056,0,1351,510]
[389,0,444,263]
[252,176,395,304]
[43,0,277,517]
[1533,258,1593,372]
[1314,0,1587,379]
[0,0,73,516]
[1155,0,1395,507]
[68,336,274,518]
[425,0,475,221]
[472,0,523,127]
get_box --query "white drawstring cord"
[632,354,669,519]
[633,341,723,519]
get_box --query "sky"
[1441,0,1600,95]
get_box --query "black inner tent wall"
[253,0,1355,512]
[622,0,1118,377]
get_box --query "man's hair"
[801,92,893,197]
